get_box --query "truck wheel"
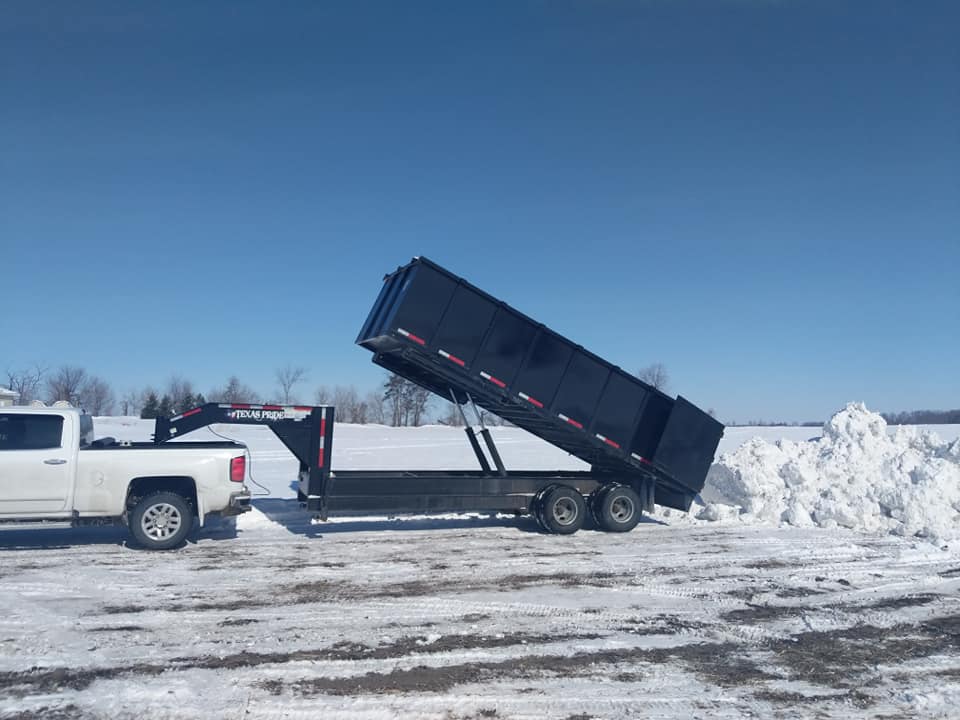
[597,485,642,533]
[540,486,586,535]
[130,492,194,550]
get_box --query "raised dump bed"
[356,256,724,511]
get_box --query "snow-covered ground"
[2,413,960,718]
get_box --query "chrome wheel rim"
[141,503,183,540]
[610,496,635,523]
[553,498,579,526]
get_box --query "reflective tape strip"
[480,371,506,388]
[631,452,650,464]
[519,392,544,408]
[397,328,426,345]
[318,407,328,467]
[438,349,465,367]
[558,413,583,429]
[596,433,621,449]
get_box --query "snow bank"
[700,403,960,544]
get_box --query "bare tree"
[209,376,260,404]
[381,374,433,426]
[442,401,465,427]
[120,389,142,416]
[5,364,46,405]
[637,362,669,391]
[46,366,88,405]
[275,365,307,405]
[82,377,115,415]
[383,374,405,426]
[166,376,196,413]
[409,384,432,426]
[333,385,360,423]
[314,385,332,404]
[364,390,385,424]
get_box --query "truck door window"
[0,414,65,450]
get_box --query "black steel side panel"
[651,396,725,495]
[357,258,725,506]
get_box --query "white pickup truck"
[0,407,251,549]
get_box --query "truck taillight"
[230,455,246,483]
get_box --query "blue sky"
[2,1,957,422]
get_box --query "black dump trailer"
[355,256,724,523]
[153,257,724,535]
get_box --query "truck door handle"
[43,459,67,465]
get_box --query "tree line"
[881,409,960,425]
[3,363,494,427]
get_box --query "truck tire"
[540,486,586,535]
[597,485,642,533]
[129,491,194,550]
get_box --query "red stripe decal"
[231,404,250,409]
[603,437,621,449]
[488,375,506,388]
[263,405,282,411]
[407,333,426,345]
[527,396,544,408]
[317,447,324,468]
[295,406,312,412]
[183,408,202,418]
[565,417,583,429]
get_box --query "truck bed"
[356,257,724,510]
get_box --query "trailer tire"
[531,484,557,531]
[589,484,616,527]
[540,486,586,535]
[129,491,194,550]
[597,485,642,533]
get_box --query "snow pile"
[700,403,960,544]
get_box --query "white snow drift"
[701,403,960,544]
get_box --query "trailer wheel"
[597,485,642,533]
[589,484,616,527]
[540,486,586,535]
[531,484,558,531]
[129,491,194,550]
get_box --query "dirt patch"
[0,632,597,698]
[862,594,942,610]
[768,616,960,689]
[619,614,706,635]
[499,571,621,590]
[743,559,795,570]
[2,704,84,719]
[100,604,148,615]
[276,640,773,696]
[721,603,808,624]
[775,585,827,599]
[218,618,259,627]
[87,625,147,633]
[460,613,492,623]
[751,688,870,707]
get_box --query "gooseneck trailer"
[153,257,724,534]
